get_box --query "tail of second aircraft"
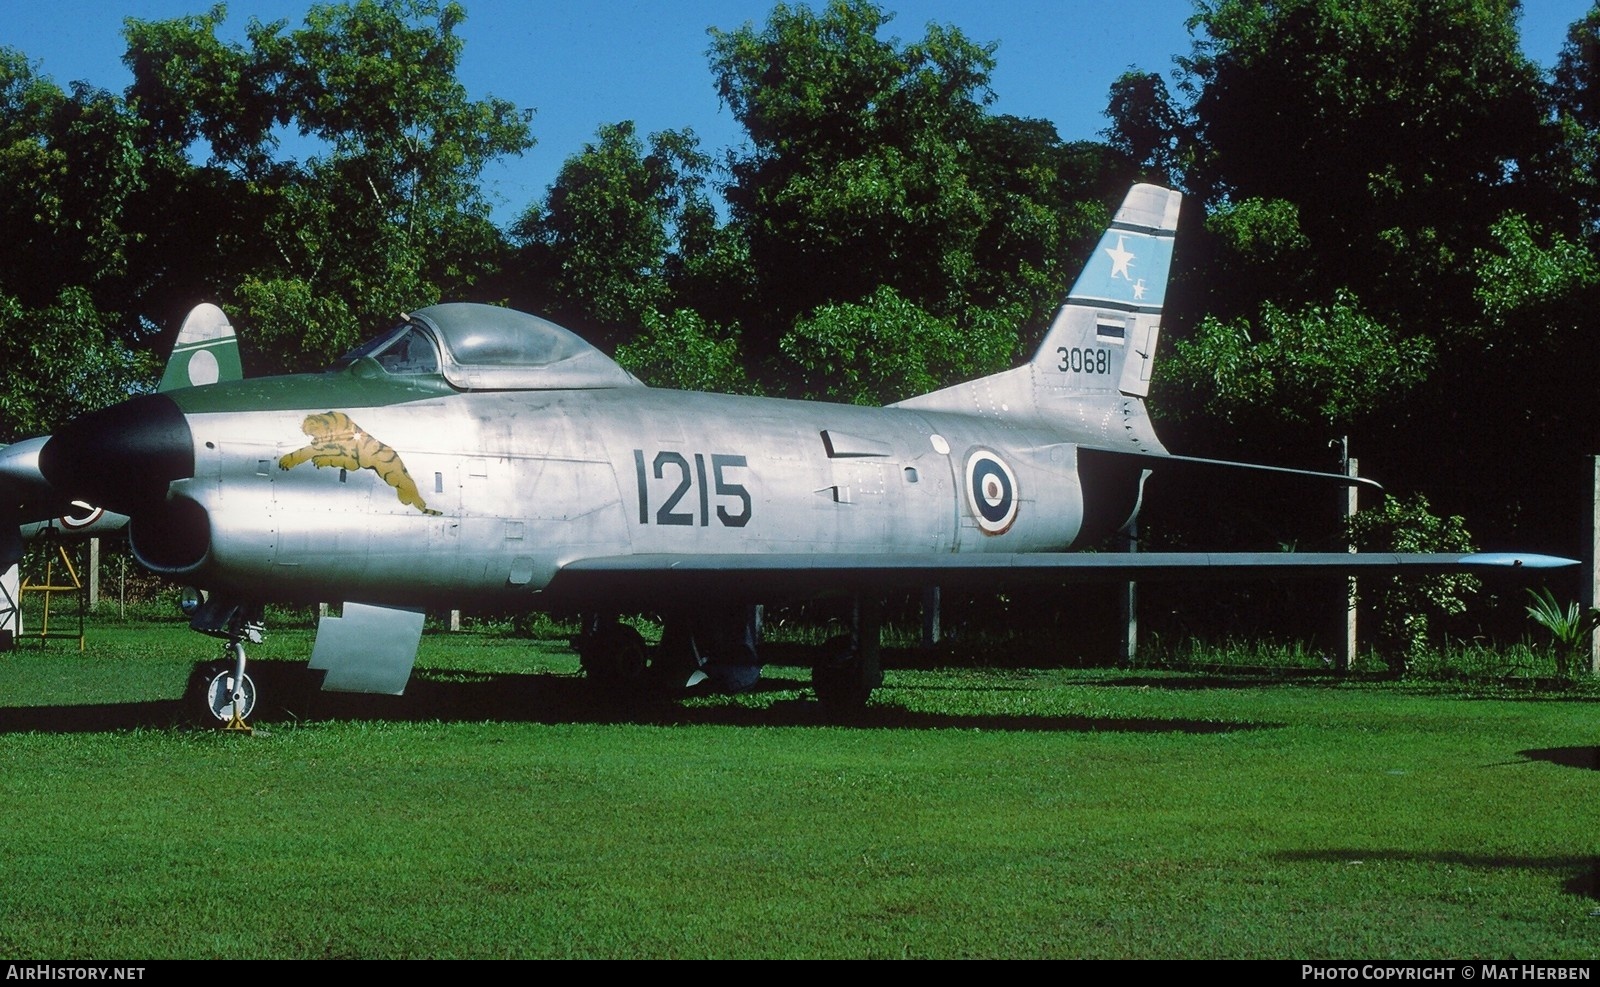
[894,183,1180,453]
[159,303,243,391]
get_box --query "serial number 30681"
[1057,346,1112,374]
[633,450,751,527]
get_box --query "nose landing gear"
[188,597,264,730]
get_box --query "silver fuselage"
[155,382,1105,608]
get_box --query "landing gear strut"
[189,599,263,730]
[576,617,649,694]
[575,607,764,698]
[204,639,256,729]
[812,596,883,709]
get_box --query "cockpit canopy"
[336,303,641,391]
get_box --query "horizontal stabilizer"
[1080,447,1383,493]
[547,551,1577,608]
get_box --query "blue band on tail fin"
[1067,227,1175,313]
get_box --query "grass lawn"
[0,619,1596,959]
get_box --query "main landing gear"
[810,597,883,709]
[576,598,885,709]
[575,618,651,695]
[575,606,762,699]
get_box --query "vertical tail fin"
[159,303,242,391]
[1033,183,1180,399]
[894,184,1181,433]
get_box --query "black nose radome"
[40,394,195,515]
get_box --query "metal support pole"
[1120,522,1138,665]
[1,563,18,647]
[920,586,940,649]
[87,537,100,611]
[1343,457,1359,673]
[1588,456,1599,677]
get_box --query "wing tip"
[1461,553,1580,569]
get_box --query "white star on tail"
[1104,235,1135,281]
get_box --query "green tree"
[0,50,146,318]
[514,122,721,337]
[1547,5,1600,229]
[711,0,988,328]
[0,289,154,443]
[1172,0,1551,328]
[0,51,154,437]
[118,0,532,372]
[1346,494,1479,670]
[707,0,1124,400]
[613,309,756,395]
[1103,70,1188,186]
[778,286,1015,405]
[1162,288,1433,428]
[1132,0,1581,550]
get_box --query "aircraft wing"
[544,551,1576,608]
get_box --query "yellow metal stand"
[19,542,85,651]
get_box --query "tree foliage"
[0,289,154,443]
[1163,0,1553,354]
[116,0,534,372]
[778,286,1016,405]
[709,0,1120,366]
[514,122,724,336]
[0,51,146,315]
[1548,6,1600,229]
[1346,494,1478,668]
[1165,289,1432,427]
[613,309,756,396]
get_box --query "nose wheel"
[204,662,257,723]
[188,600,264,731]
[204,664,257,726]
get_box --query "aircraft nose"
[39,394,195,515]
[0,436,59,515]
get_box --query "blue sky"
[5,1,1592,227]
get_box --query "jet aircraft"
[1,304,243,644]
[0,302,242,566]
[30,184,1576,719]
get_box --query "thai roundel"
[964,449,1018,535]
[58,502,105,530]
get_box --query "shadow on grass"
[0,699,188,733]
[0,660,1274,736]
[1519,747,1600,771]
[1277,849,1600,902]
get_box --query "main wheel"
[812,634,879,709]
[579,623,650,694]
